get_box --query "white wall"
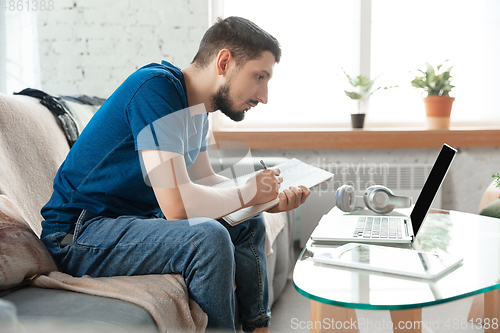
[36,0,209,97]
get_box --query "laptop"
[310,143,457,244]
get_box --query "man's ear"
[215,49,232,75]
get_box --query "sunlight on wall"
[3,11,41,94]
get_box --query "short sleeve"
[199,114,210,152]
[128,76,189,154]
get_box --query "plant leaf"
[344,91,362,100]
[412,61,454,95]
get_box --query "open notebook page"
[212,158,334,226]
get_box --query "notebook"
[310,144,457,244]
[213,158,334,226]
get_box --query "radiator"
[320,163,440,208]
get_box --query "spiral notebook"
[212,158,334,226]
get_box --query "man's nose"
[256,83,268,105]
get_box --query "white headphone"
[335,184,413,214]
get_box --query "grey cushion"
[268,223,288,308]
[1,286,157,332]
[268,210,296,308]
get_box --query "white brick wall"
[37,0,209,97]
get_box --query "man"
[41,16,310,332]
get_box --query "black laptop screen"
[410,144,457,237]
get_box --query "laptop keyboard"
[353,217,403,239]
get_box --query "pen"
[260,160,268,170]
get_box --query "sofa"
[0,92,296,332]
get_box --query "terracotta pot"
[423,95,455,129]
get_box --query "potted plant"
[342,69,397,129]
[493,173,500,188]
[411,61,455,129]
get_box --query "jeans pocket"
[72,209,98,243]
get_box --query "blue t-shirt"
[41,61,209,238]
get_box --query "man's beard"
[212,83,246,122]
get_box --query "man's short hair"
[191,16,281,68]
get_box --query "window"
[213,0,355,129]
[213,0,500,129]
[370,0,500,124]
[0,10,41,94]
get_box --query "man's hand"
[266,185,311,213]
[242,168,283,207]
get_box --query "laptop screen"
[410,144,457,238]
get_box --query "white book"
[212,158,334,226]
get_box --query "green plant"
[342,68,396,103]
[493,173,500,188]
[411,61,455,96]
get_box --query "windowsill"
[212,123,500,149]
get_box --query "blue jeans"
[41,210,271,332]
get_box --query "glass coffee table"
[294,207,500,332]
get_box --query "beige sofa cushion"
[0,93,69,236]
[0,195,58,289]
